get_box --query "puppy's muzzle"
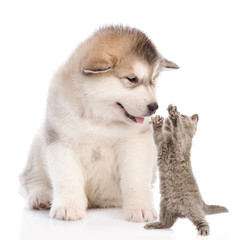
[148,103,158,115]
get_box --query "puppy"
[19,26,179,221]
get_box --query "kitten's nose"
[147,103,158,115]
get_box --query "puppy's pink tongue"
[135,117,144,124]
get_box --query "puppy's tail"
[203,202,229,215]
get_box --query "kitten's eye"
[126,76,138,83]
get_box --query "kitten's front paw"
[167,104,179,121]
[124,207,157,222]
[50,204,86,221]
[150,115,164,126]
[168,104,179,117]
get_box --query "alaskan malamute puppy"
[20,26,178,221]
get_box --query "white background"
[0,0,250,239]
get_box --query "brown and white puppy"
[19,26,179,221]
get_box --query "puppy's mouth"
[116,103,144,124]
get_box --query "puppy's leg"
[118,133,157,222]
[47,142,87,220]
[20,134,52,210]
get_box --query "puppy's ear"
[82,52,117,74]
[160,58,179,70]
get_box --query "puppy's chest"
[79,133,117,165]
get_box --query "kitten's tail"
[203,202,229,215]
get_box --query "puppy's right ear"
[160,58,179,70]
[82,52,117,74]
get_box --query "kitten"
[144,105,228,236]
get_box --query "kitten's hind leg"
[187,210,210,236]
[144,221,167,229]
[144,215,177,230]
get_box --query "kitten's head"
[181,114,199,138]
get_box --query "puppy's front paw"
[124,207,157,222]
[50,205,85,221]
[28,189,52,210]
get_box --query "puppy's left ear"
[160,58,179,70]
[191,114,199,125]
[82,52,117,74]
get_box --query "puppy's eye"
[126,76,138,83]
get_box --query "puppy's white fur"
[20,26,178,222]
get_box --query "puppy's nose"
[147,103,158,115]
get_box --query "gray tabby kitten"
[145,105,228,236]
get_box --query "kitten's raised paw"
[150,115,164,126]
[167,104,179,118]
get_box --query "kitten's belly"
[80,136,122,208]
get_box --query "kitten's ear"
[191,114,199,125]
[82,52,117,74]
[160,58,179,71]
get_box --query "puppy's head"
[75,26,179,125]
